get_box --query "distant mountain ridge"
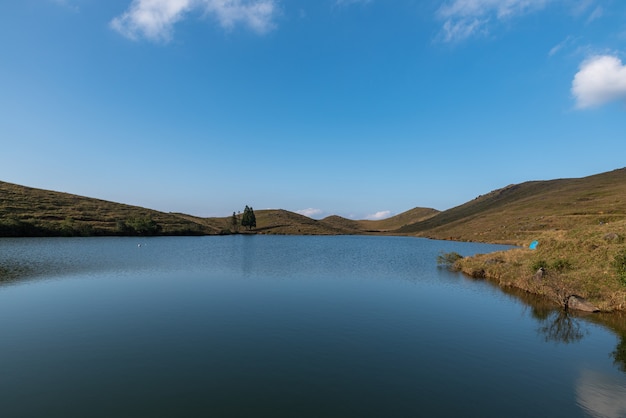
[2,167,626,242]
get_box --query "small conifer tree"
[231,212,239,232]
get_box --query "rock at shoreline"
[566,295,599,313]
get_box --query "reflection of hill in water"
[0,259,65,287]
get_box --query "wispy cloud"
[365,210,391,220]
[572,54,626,108]
[436,0,553,42]
[334,0,372,6]
[585,6,603,24]
[111,0,279,42]
[296,208,324,218]
[570,0,595,17]
[549,35,574,57]
[50,0,79,11]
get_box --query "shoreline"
[453,247,626,313]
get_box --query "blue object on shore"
[529,240,539,250]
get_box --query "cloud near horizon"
[365,210,391,220]
[572,54,626,108]
[111,0,279,42]
[296,208,324,218]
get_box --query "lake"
[0,235,625,417]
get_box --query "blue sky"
[1,0,625,219]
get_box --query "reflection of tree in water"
[536,310,588,344]
[528,304,552,322]
[611,335,626,374]
[504,285,626,375]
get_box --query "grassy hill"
[3,168,625,241]
[250,210,354,235]
[320,207,440,233]
[0,180,440,237]
[454,218,626,311]
[242,207,440,235]
[0,181,217,236]
[396,168,626,244]
[405,168,626,312]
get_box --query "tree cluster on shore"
[230,206,256,233]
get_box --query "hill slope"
[321,207,439,233]
[0,181,217,236]
[3,167,626,241]
[397,168,626,244]
[251,210,356,235]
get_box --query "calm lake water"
[0,235,625,417]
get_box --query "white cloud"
[437,0,552,42]
[365,210,391,220]
[296,208,324,218]
[111,0,192,41]
[204,0,278,33]
[111,0,279,42]
[572,54,626,108]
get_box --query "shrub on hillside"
[532,260,549,271]
[117,217,161,236]
[612,251,626,286]
[437,251,463,267]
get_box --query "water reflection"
[3,236,626,417]
[3,236,626,380]
[528,298,626,375]
[477,279,626,375]
[536,310,588,344]
[577,370,626,418]
[611,334,626,374]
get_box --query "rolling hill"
[2,167,626,242]
[0,181,441,237]
[395,168,626,244]
[0,181,217,236]
[320,207,440,233]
